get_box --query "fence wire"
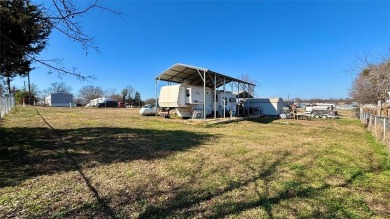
[0,95,15,119]
[360,113,390,147]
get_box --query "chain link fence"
[0,95,15,119]
[360,113,390,147]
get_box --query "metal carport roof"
[154,63,256,119]
[155,63,255,88]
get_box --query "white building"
[244,97,283,116]
[45,93,73,107]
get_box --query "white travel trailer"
[85,97,112,107]
[159,84,212,118]
[158,84,237,118]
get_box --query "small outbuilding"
[45,92,73,107]
[245,97,283,116]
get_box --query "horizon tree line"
[5,81,154,107]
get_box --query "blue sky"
[14,0,390,100]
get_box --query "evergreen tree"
[134,91,142,107]
[0,0,51,92]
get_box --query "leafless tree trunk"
[78,85,103,102]
[126,85,135,100]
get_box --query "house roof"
[155,63,256,89]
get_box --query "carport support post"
[223,78,226,118]
[237,82,240,117]
[203,70,206,120]
[155,79,158,116]
[214,74,217,119]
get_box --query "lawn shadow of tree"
[0,126,213,188]
[136,149,375,219]
[247,117,280,124]
[137,152,290,219]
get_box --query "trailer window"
[186,89,190,97]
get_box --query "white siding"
[245,98,283,116]
[45,93,73,107]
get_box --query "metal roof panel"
[156,63,255,88]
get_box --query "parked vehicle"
[96,101,118,108]
[140,104,158,116]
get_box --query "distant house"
[245,97,283,116]
[45,93,73,107]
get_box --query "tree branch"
[27,54,96,81]
[47,0,122,54]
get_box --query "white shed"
[245,97,283,116]
[45,92,73,107]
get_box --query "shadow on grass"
[137,150,374,219]
[247,117,280,124]
[0,126,213,188]
[137,152,290,219]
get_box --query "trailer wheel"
[322,115,327,119]
[314,115,320,118]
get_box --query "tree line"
[293,97,355,105]
[5,82,156,107]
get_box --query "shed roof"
[45,92,73,98]
[247,98,283,103]
[155,63,255,89]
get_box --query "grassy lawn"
[0,106,389,218]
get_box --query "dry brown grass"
[0,106,389,218]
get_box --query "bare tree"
[43,82,72,95]
[239,73,257,97]
[144,98,156,105]
[104,88,123,101]
[29,83,41,98]
[240,73,257,85]
[104,88,116,97]
[349,55,390,104]
[78,85,103,102]
[125,85,135,102]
